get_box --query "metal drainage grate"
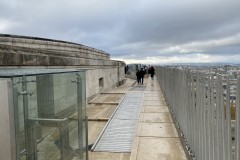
[92,93,143,152]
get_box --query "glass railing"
[0,69,87,160]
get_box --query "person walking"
[136,70,141,84]
[139,68,145,85]
[125,65,129,74]
[147,65,151,74]
[150,66,155,80]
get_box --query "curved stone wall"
[0,34,125,66]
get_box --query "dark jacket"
[139,69,145,78]
[150,67,155,77]
[136,70,141,79]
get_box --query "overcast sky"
[1,0,240,64]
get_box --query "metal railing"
[156,66,239,160]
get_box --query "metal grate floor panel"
[93,93,143,152]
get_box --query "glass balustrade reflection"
[0,69,87,160]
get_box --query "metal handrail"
[28,117,68,123]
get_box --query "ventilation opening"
[99,77,104,87]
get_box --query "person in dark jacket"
[149,66,155,80]
[136,70,141,84]
[139,68,145,84]
[125,65,129,74]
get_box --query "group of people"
[136,66,155,85]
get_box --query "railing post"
[225,76,232,160]
[85,115,89,160]
[235,76,240,160]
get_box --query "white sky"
[1,0,240,64]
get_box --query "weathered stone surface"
[0,44,125,66]
[0,34,125,67]
[0,34,110,60]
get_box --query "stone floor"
[88,77,187,160]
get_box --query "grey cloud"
[123,1,240,44]
[1,0,240,64]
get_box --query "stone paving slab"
[144,92,161,96]
[143,105,169,113]
[144,93,164,98]
[103,87,130,94]
[142,113,173,123]
[88,121,107,145]
[144,100,167,106]
[89,94,124,104]
[140,123,178,137]
[89,152,130,160]
[144,96,163,101]
[87,104,117,120]
[124,78,137,86]
[136,137,187,160]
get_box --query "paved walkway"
[129,77,187,160]
[87,77,187,160]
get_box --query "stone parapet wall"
[0,44,124,66]
[0,33,126,65]
[0,34,110,59]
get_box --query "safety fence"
[156,66,240,160]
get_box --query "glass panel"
[13,75,39,160]
[12,71,86,160]
[13,77,26,160]
[77,72,87,160]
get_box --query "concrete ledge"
[0,34,110,60]
[0,45,125,66]
[0,34,126,67]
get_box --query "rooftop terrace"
[87,76,187,160]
